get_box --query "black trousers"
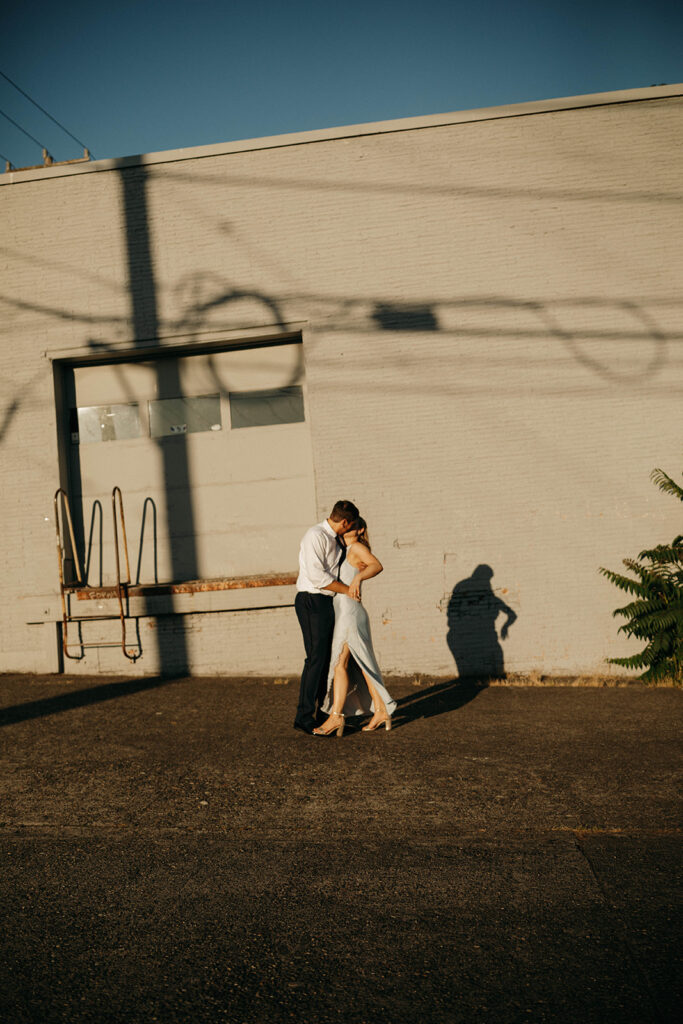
[294,591,335,730]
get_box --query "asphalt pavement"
[0,673,680,1024]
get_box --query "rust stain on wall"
[77,573,297,601]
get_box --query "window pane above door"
[148,394,222,438]
[229,386,305,429]
[71,403,142,444]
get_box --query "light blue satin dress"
[322,559,397,718]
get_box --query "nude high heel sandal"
[313,711,345,737]
[362,715,392,732]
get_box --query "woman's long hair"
[352,517,371,551]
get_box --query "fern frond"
[599,567,647,597]
[607,652,651,670]
[637,543,683,565]
[642,659,683,684]
[641,663,663,683]
[635,610,682,633]
[616,595,676,618]
[621,558,651,580]
[650,468,683,502]
[618,610,679,634]
[602,466,683,682]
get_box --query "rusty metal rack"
[54,486,141,661]
[54,486,298,663]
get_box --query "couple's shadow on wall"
[394,564,517,726]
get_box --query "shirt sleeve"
[302,530,338,590]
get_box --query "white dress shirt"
[296,520,344,595]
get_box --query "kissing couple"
[293,499,397,736]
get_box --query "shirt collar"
[321,519,337,539]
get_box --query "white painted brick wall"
[1,91,681,677]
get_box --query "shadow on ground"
[0,674,188,728]
[383,677,485,730]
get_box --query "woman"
[313,519,397,736]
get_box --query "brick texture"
[1,94,682,677]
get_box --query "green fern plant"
[599,468,683,683]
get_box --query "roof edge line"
[2,84,681,185]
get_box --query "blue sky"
[0,0,680,168]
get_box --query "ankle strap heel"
[313,710,345,738]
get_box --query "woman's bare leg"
[361,670,390,730]
[332,644,351,710]
[313,645,350,735]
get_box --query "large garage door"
[63,339,315,585]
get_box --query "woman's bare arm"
[347,543,383,600]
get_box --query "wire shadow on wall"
[447,564,517,681]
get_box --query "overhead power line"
[0,106,48,151]
[0,68,95,158]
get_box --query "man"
[293,499,360,734]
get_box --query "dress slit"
[322,559,397,718]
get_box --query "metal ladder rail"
[111,486,140,661]
[54,488,85,660]
[53,487,141,661]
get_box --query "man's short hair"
[330,499,359,523]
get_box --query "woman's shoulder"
[347,541,372,563]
